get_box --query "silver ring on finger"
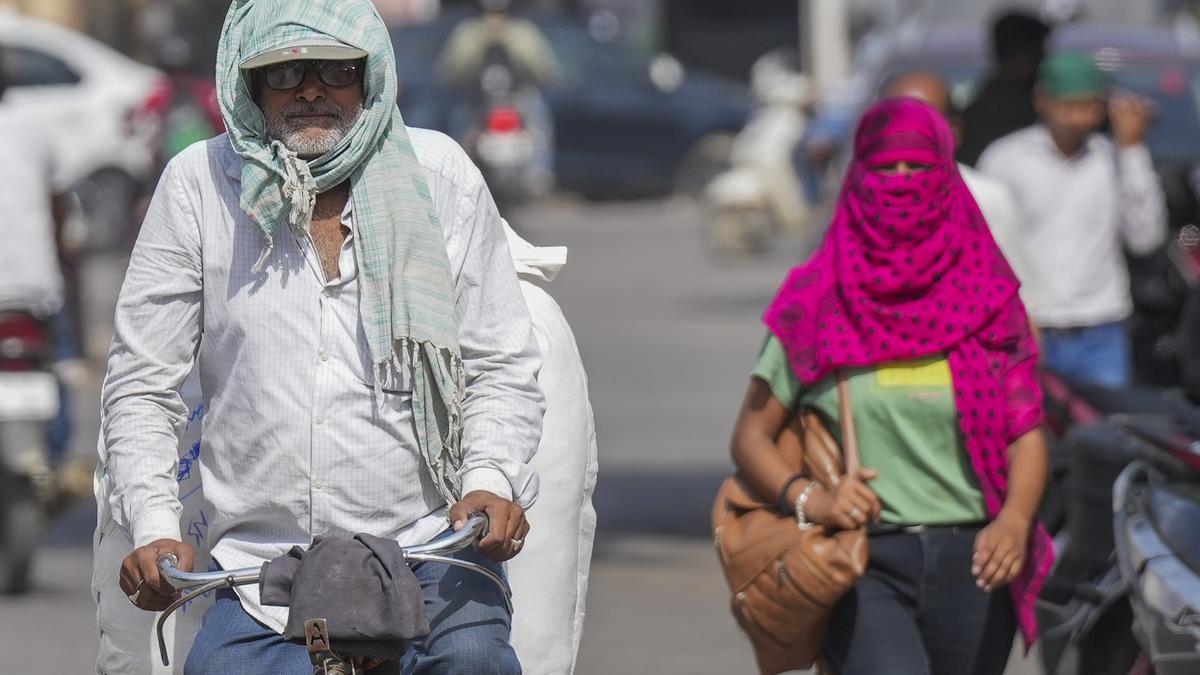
[127,579,145,605]
[510,538,524,550]
[850,507,863,520]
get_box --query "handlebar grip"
[471,512,491,541]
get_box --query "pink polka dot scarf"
[764,97,1052,649]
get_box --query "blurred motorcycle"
[0,311,60,594]
[1037,370,1167,537]
[705,49,812,255]
[462,43,552,207]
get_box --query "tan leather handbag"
[712,376,868,675]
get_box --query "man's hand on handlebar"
[120,539,195,611]
[449,491,530,562]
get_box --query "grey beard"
[266,101,363,160]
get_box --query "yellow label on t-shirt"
[875,358,953,388]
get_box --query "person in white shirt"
[883,71,1043,316]
[978,52,1167,387]
[99,2,544,672]
[93,225,597,675]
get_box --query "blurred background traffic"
[2,0,1200,673]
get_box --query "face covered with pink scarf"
[764,96,1051,648]
[767,97,1021,381]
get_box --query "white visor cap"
[240,37,368,70]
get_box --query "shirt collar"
[1031,123,1102,160]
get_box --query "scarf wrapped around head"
[764,97,1052,648]
[216,0,465,504]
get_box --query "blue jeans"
[46,309,77,464]
[1040,321,1132,388]
[184,535,520,675]
[824,525,1015,675]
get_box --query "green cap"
[1038,52,1107,100]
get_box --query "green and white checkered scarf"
[216,0,464,504]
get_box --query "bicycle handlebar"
[153,514,508,667]
[157,514,492,589]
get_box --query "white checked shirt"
[978,125,1167,328]
[99,129,544,631]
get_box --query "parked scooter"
[1112,414,1200,675]
[0,311,60,594]
[705,49,812,255]
[1037,387,1200,675]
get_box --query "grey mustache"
[282,102,343,118]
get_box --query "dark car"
[390,10,751,198]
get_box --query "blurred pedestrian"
[978,53,1167,387]
[98,0,544,672]
[0,46,77,466]
[0,46,66,324]
[438,0,561,92]
[885,71,1043,316]
[730,98,1051,675]
[958,11,1051,167]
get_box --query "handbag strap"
[836,372,861,475]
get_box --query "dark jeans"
[824,525,1016,675]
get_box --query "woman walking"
[729,97,1052,675]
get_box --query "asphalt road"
[0,195,1041,674]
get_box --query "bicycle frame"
[153,515,510,667]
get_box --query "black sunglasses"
[259,59,364,91]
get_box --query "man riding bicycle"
[98,1,544,672]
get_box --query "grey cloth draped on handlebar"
[155,515,508,667]
[259,533,430,658]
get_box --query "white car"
[0,9,167,250]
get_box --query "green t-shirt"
[751,335,986,526]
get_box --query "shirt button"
[312,478,323,490]
[319,352,330,362]
[322,288,332,298]
[315,417,326,426]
